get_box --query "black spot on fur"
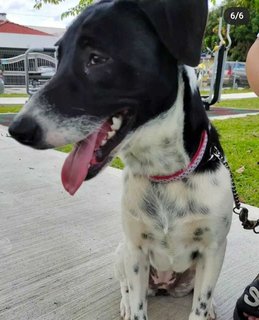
[161,240,168,248]
[188,200,197,213]
[207,290,212,299]
[200,206,210,215]
[138,245,142,251]
[204,311,208,317]
[194,228,204,236]
[176,206,187,217]
[134,315,139,320]
[191,250,200,260]
[126,288,129,293]
[200,302,207,310]
[162,137,171,147]
[193,236,203,242]
[139,301,143,310]
[195,308,201,316]
[188,200,209,215]
[143,196,157,216]
[134,264,139,274]
[142,233,154,241]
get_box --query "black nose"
[8,116,42,147]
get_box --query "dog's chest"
[122,169,232,273]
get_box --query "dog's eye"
[88,53,108,66]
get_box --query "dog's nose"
[8,116,42,147]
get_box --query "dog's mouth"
[61,108,135,195]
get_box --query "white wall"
[0,32,60,49]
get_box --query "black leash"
[211,146,259,234]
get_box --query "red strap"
[150,131,208,183]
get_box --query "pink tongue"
[61,132,98,196]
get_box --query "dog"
[8,0,233,319]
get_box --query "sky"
[1,0,223,29]
[1,0,79,28]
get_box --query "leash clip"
[234,206,259,234]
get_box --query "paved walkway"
[0,97,28,105]
[221,92,257,100]
[0,125,259,320]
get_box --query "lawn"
[0,105,23,113]
[216,98,259,110]
[200,88,252,95]
[212,115,259,206]
[0,93,28,98]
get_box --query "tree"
[204,0,259,61]
[34,0,94,18]
[34,0,217,18]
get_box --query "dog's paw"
[209,306,216,320]
[120,297,131,320]
[208,298,216,320]
[188,307,216,320]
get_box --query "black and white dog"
[9,0,233,319]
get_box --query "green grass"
[0,105,22,113]
[0,93,28,98]
[213,115,259,206]
[216,98,259,110]
[200,88,252,95]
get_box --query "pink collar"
[149,130,208,183]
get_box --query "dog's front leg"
[189,240,227,320]
[124,243,150,320]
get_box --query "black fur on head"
[137,0,208,66]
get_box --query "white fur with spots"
[114,67,233,320]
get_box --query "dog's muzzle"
[8,116,43,148]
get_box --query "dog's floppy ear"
[137,0,208,66]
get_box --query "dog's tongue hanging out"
[61,122,111,196]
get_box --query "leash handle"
[212,146,259,234]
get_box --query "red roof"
[0,20,52,36]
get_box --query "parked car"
[208,61,249,88]
[224,61,249,88]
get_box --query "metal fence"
[0,51,56,87]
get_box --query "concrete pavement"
[221,92,257,100]
[0,97,28,105]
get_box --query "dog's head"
[9,0,208,195]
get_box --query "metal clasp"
[234,206,259,234]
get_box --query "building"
[0,13,65,87]
[0,13,64,59]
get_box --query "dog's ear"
[137,0,208,66]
